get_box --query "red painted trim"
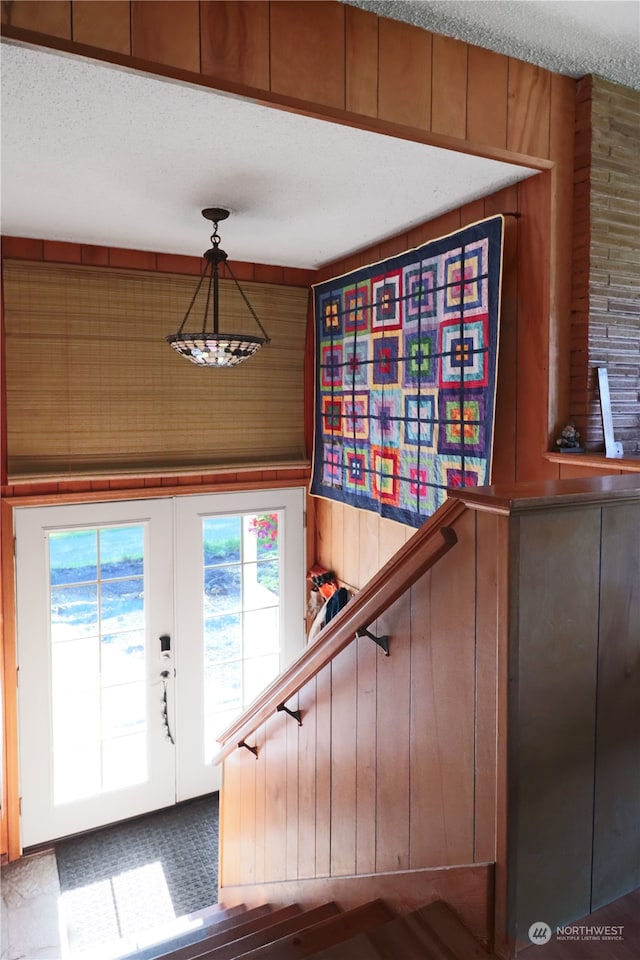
[43,240,82,263]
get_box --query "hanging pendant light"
[166,207,270,367]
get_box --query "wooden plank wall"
[0,243,313,862]
[1,0,575,470]
[311,178,550,590]
[220,507,503,887]
[0,0,583,863]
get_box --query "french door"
[15,488,305,848]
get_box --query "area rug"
[55,794,219,957]
[311,216,504,527]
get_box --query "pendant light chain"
[166,207,270,367]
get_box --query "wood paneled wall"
[311,178,553,590]
[220,507,504,885]
[0,0,581,865]
[0,0,570,167]
[570,77,640,455]
[219,479,640,954]
[508,496,640,940]
[0,235,313,859]
[0,3,578,557]
[1,0,575,465]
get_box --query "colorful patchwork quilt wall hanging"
[311,215,504,528]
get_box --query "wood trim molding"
[0,474,309,859]
[544,451,640,474]
[1,499,20,859]
[0,25,553,172]
[2,474,310,509]
[450,474,640,515]
[213,497,467,762]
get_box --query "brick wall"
[571,77,640,454]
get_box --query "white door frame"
[14,487,305,846]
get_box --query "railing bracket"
[357,626,390,656]
[238,739,258,758]
[277,703,303,726]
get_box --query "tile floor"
[1,848,213,960]
[1,850,64,960]
[1,798,218,960]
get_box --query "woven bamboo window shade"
[3,260,309,480]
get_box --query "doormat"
[311,216,504,527]
[55,794,219,957]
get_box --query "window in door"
[15,488,305,846]
[202,512,281,761]
[49,524,147,805]
[174,487,305,800]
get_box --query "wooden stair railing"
[213,496,466,764]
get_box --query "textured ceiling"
[345,0,640,91]
[2,1,637,268]
[0,43,536,269]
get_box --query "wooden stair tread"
[305,900,496,960]
[405,901,495,959]
[183,903,274,938]
[305,936,382,960]
[233,900,394,960]
[141,897,497,960]
[118,904,258,960]
[187,903,244,925]
[157,904,289,960]
[189,902,341,960]
[307,917,431,959]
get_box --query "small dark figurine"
[555,423,584,452]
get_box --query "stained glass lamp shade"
[166,208,270,368]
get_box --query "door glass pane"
[204,613,242,664]
[244,654,280,704]
[50,584,98,642]
[244,608,279,657]
[244,560,279,610]
[47,523,148,805]
[101,630,145,687]
[49,529,97,585]
[204,564,241,615]
[201,511,282,761]
[203,516,241,566]
[100,525,144,578]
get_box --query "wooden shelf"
[545,451,640,473]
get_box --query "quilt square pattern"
[312,216,504,527]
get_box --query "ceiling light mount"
[166,207,269,368]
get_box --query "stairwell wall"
[219,507,505,891]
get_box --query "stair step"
[233,900,395,960]
[187,902,341,960]
[305,933,384,959]
[159,904,304,960]
[187,903,241,926]
[307,914,430,960]
[405,901,493,959]
[306,901,496,959]
[118,904,270,960]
